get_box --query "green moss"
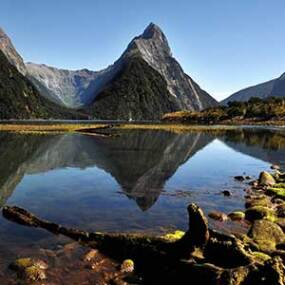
[160,230,185,242]
[228,211,245,221]
[267,184,285,199]
[13,258,33,269]
[251,252,271,263]
[245,206,276,222]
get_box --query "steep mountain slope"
[0,27,27,75]
[86,23,217,120]
[222,72,285,105]
[26,23,217,119]
[271,73,285,97]
[84,56,178,120]
[0,50,83,119]
[26,63,120,108]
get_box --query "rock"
[267,184,285,199]
[234,176,246,182]
[276,204,285,218]
[258,171,275,186]
[186,203,210,248]
[251,251,271,264]
[23,265,46,281]
[228,211,245,221]
[221,190,231,197]
[245,195,271,209]
[271,165,281,171]
[120,259,134,273]
[276,218,285,232]
[261,256,285,285]
[10,257,48,281]
[208,211,228,222]
[248,220,285,251]
[245,206,276,222]
[83,249,98,262]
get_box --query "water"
[0,127,284,269]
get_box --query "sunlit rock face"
[0,27,27,75]
[122,23,217,111]
[24,23,217,113]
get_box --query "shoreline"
[3,167,285,284]
[0,122,284,134]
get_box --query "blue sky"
[1,0,284,100]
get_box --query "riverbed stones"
[258,171,275,186]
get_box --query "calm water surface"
[0,127,284,267]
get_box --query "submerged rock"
[208,211,228,222]
[258,171,275,186]
[10,257,48,282]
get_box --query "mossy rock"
[258,171,275,186]
[251,251,271,264]
[267,184,285,199]
[245,206,276,222]
[228,211,245,221]
[11,258,34,271]
[245,196,271,209]
[248,220,285,252]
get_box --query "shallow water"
[0,127,284,270]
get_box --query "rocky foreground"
[2,168,285,284]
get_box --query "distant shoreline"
[0,122,284,134]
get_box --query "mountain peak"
[142,23,164,39]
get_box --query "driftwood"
[3,204,285,285]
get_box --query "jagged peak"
[142,23,164,39]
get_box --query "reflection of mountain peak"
[0,131,214,210]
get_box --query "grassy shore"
[0,122,283,135]
[0,123,246,134]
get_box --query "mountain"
[0,27,27,75]
[222,73,285,105]
[26,23,218,120]
[0,49,83,119]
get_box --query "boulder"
[208,211,228,222]
[258,171,275,186]
[245,206,276,222]
[228,211,245,221]
[248,220,285,252]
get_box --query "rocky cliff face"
[0,49,83,119]
[0,28,27,75]
[121,23,217,111]
[222,72,285,105]
[25,23,217,118]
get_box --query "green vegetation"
[162,97,285,124]
[0,50,85,120]
[85,56,178,120]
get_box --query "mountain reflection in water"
[0,128,284,213]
